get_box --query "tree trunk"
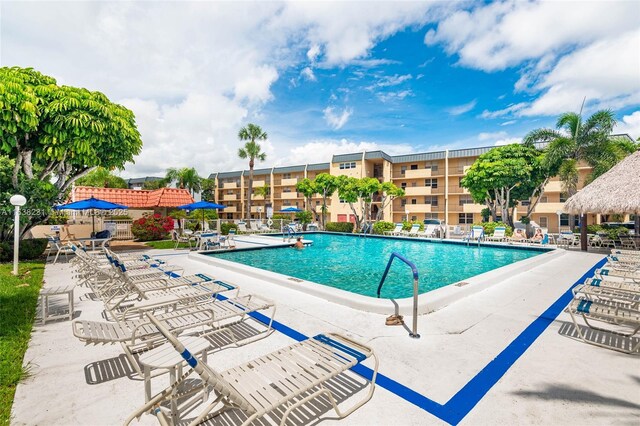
[580,213,588,251]
[247,161,254,220]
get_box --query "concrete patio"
[10,246,640,425]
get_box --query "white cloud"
[615,111,640,140]
[426,1,640,117]
[447,99,477,116]
[500,120,516,126]
[480,103,527,119]
[377,90,413,103]
[285,139,413,165]
[306,44,321,62]
[478,131,508,141]
[375,73,412,88]
[323,106,353,130]
[300,67,316,82]
[494,137,521,146]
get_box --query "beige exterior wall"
[211,150,600,232]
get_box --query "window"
[339,162,356,170]
[411,181,417,187]
[410,164,418,170]
[425,213,439,220]
[283,173,291,179]
[339,199,347,204]
[411,199,417,205]
[283,187,291,193]
[560,192,568,202]
[400,166,407,174]
[316,200,321,205]
[424,196,438,206]
[284,201,291,206]
[425,163,439,172]
[459,195,473,206]
[459,213,474,224]
[227,190,234,194]
[521,200,531,206]
[400,199,407,206]
[226,213,233,219]
[425,178,438,188]
[560,214,570,227]
[401,182,407,188]
[539,216,548,228]
[411,216,417,221]
[540,196,548,203]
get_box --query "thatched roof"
[564,150,640,214]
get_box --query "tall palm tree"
[165,167,202,196]
[523,109,626,248]
[238,124,267,219]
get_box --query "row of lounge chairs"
[384,223,442,238]
[66,246,378,424]
[567,248,640,354]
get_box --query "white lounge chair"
[401,224,420,237]
[573,277,640,309]
[595,268,640,283]
[567,298,640,354]
[385,223,403,236]
[485,226,506,242]
[418,224,438,238]
[126,313,378,426]
[558,230,579,246]
[464,226,484,243]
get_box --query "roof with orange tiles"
[71,186,194,208]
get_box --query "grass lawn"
[0,261,45,425]
[144,240,191,250]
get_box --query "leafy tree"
[375,181,405,221]
[295,210,313,230]
[461,144,552,227]
[75,167,127,188]
[296,178,317,212]
[336,176,381,231]
[165,167,202,196]
[254,183,270,199]
[0,67,142,238]
[313,173,338,229]
[201,178,216,201]
[238,123,268,219]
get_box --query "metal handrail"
[376,252,420,339]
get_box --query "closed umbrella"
[177,201,226,231]
[55,196,128,235]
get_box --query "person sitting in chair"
[530,228,544,242]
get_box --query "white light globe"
[10,194,27,206]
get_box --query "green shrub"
[131,213,174,241]
[0,238,48,262]
[220,222,238,235]
[475,221,513,237]
[586,224,603,234]
[373,221,395,235]
[295,211,313,229]
[43,212,69,225]
[402,221,424,231]
[325,222,354,233]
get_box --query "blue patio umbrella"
[177,201,226,230]
[279,207,303,213]
[55,196,128,234]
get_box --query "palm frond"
[522,128,562,145]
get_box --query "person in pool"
[294,237,304,249]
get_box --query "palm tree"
[523,109,632,249]
[238,124,267,219]
[165,167,202,196]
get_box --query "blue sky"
[1,1,639,177]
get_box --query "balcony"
[543,181,563,193]
[222,182,238,189]
[462,203,485,213]
[281,178,299,186]
[252,180,266,188]
[223,206,237,213]
[281,192,299,200]
[223,194,237,201]
[251,194,265,200]
[404,168,432,179]
[448,185,469,194]
[530,202,566,214]
[402,186,443,196]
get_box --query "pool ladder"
[282,225,296,242]
[376,252,420,339]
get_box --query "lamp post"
[555,210,563,233]
[405,208,410,222]
[257,207,262,221]
[10,194,27,276]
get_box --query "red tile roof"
[71,186,194,208]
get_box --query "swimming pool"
[208,233,546,298]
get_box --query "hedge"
[373,221,395,235]
[0,238,49,262]
[221,222,238,235]
[325,222,354,233]
[474,221,513,237]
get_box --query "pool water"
[209,233,545,298]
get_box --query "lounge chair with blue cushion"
[125,312,377,426]
[464,225,484,243]
[385,223,403,236]
[567,297,640,354]
[572,277,640,309]
[401,223,421,237]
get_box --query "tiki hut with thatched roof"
[564,150,640,240]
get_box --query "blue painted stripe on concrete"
[442,256,607,425]
[183,256,606,425]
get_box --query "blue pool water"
[209,233,545,298]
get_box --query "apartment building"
[208,139,634,232]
